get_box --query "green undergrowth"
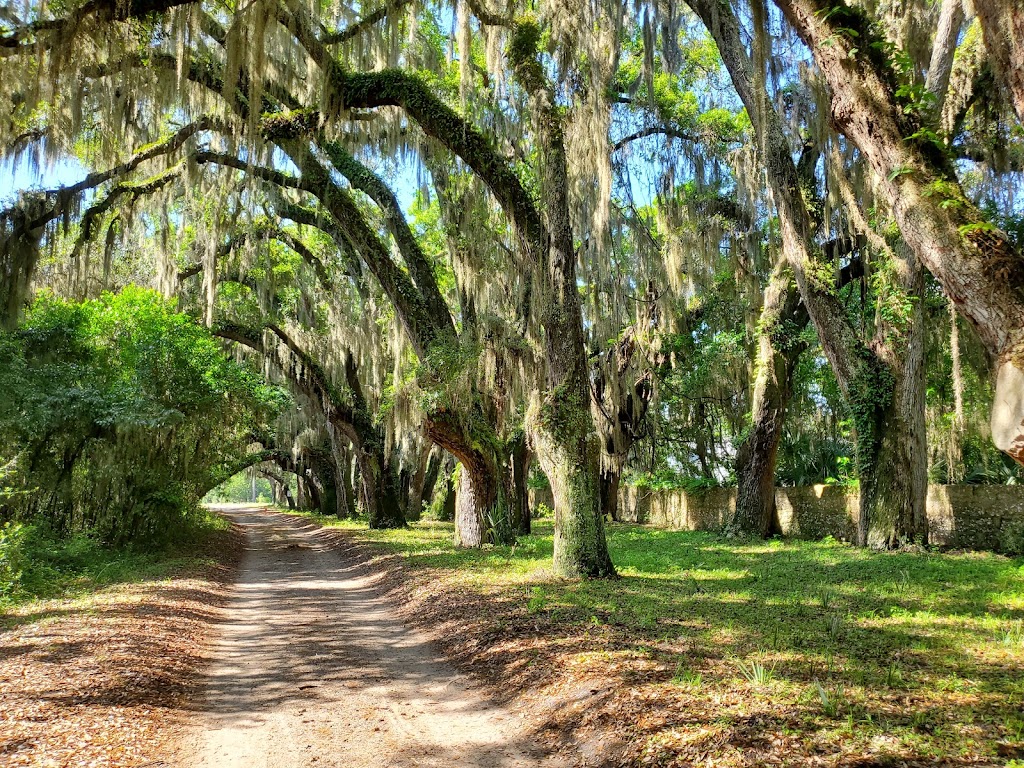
[301,511,1024,763]
[0,508,229,616]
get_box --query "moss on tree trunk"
[733,264,807,538]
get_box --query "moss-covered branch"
[0,0,196,55]
[8,118,208,233]
[277,4,546,262]
[318,140,455,338]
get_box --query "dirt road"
[180,507,561,768]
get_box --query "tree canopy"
[2,0,1023,572]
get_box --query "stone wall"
[926,485,1024,550]
[773,486,859,541]
[527,484,1024,550]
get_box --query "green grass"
[303,512,1024,764]
[0,508,230,616]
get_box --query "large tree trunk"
[453,463,494,548]
[993,362,1024,463]
[732,263,808,537]
[527,237,615,573]
[421,447,442,510]
[341,452,357,517]
[305,475,322,512]
[327,431,352,519]
[337,418,404,530]
[441,467,457,522]
[352,445,405,529]
[525,270,615,576]
[973,0,1024,125]
[769,0,1024,466]
[297,466,322,512]
[512,25,615,578]
[599,470,622,523]
[453,446,527,546]
[527,255,615,575]
[309,452,338,518]
[510,437,532,535]
[425,412,504,547]
[268,478,284,506]
[264,472,296,510]
[858,261,929,547]
[531,415,614,577]
[406,447,431,522]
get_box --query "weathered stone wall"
[774,486,859,541]
[926,485,1024,550]
[617,486,736,530]
[527,484,1024,550]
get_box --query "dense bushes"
[0,288,283,545]
[0,509,230,606]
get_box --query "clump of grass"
[671,664,703,688]
[1004,619,1024,647]
[815,680,847,718]
[910,709,932,732]
[895,568,911,595]
[736,657,776,686]
[885,660,904,688]
[527,586,548,614]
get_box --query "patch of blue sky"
[0,151,86,204]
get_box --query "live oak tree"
[2,0,1021,560]
[0,0,617,575]
[666,0,1024,546]
[765,0,1024,469]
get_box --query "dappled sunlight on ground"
[0,527,240,767]
[178,508,565,768]
[314,513,1024,767]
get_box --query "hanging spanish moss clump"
[854,0,940,64]
[0,194,48,328]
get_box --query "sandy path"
[180,506,561,768]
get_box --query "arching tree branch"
[320,0,416,44]
[613,125,702,151]
[318,140,454,336]
[8,118,208,232]
[0,0,195,56]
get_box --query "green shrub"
[0,509,226,608]
[485,489,517,545]
[0,288,284,546]
[424,475,452,520]
[999,519,1024,556]
[0,522,28,597]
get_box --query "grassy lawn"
[308,513,1024,766]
